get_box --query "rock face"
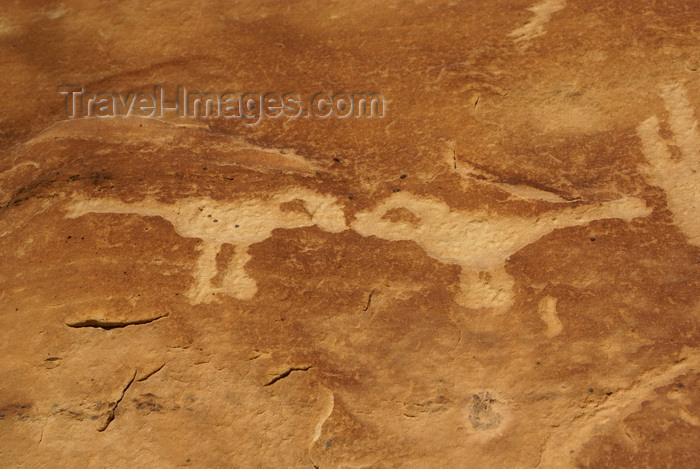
[0,1,698,468]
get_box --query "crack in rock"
[97,370,137,432]
[65,313,168,330]
[137,363,165,382]
[263,366,312,387]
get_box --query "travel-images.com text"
[58,86,385,125]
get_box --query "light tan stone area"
[509,0,567,50]
[67,189,346,304]
[353,191,650,312]
[638,83,700,246]
[0,1,698,468]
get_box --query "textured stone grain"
[0,1,698,468]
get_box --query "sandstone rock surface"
[0,1,699,468]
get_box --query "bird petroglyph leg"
[66,188,347,304]
[352,192,651,312]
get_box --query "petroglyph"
[637,83,700,246]
[352,191,651,312]
[538,295,563,337]
[509,0,566,50]
[66,188,346,304]
[469,392,502,431]
[66,181,650,312]
[311,387,335,446]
